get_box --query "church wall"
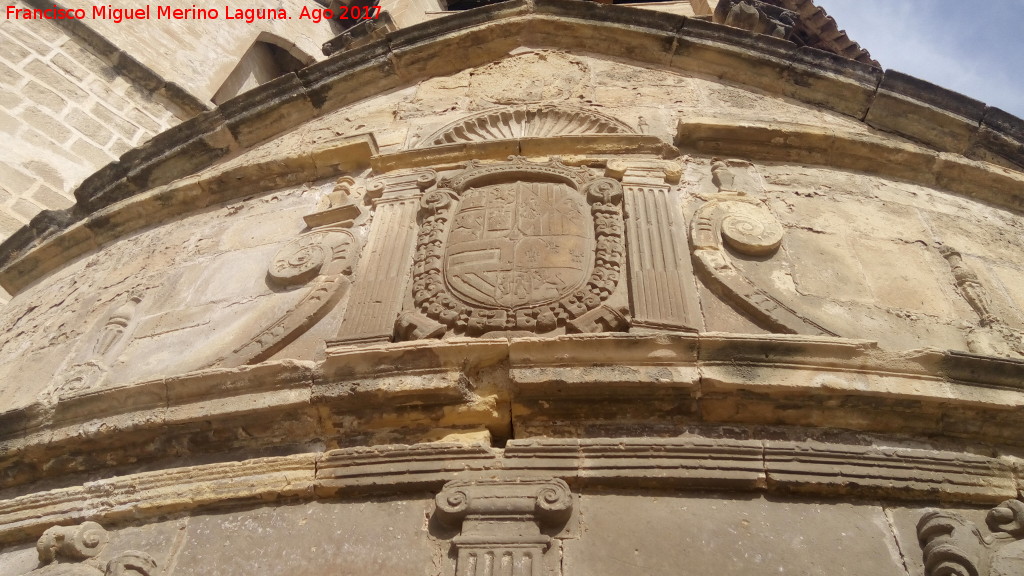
[0,488,1003,576]
[0,1,183,239]
[2,50,1022,399]
[3,5,1024,575]
[51,0,335,103]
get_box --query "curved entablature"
[419,105,637,148]
[2,333,1024,494]
[3,127,1024,299]
[1,0,1023,282]
[4,2,1024,573]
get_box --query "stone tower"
[2,1,1024,575]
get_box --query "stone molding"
[0,438,1018,547]
[5,335,1024,490]
[0,134,377,295]
[3,0,1024,286]
[371,135,674,174]
[675,118,1024,214]
[6,118,1024,299]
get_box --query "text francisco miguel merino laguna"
[5,4,380,23]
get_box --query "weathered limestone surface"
[2,2,1024,575]
[46,0,333,103]
[0,439,1018,574]
[0,0,185,239]
[564,494,906,575]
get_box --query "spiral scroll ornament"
[436,488,472,516]
[917,502,1024,576]
[37,521,110,563]
[691,196,834,336]
[268,234,331,286]
[989,500,1024,537]
[720,202,785,256]
[535,479,573,513]
[420,188,456,214]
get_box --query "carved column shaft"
[336,170,435,344]
[611,161,701,332]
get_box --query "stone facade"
[0,0,337,251]
[2,1,1024,575]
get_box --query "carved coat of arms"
[445,181,591,309]
[413,158,624,335]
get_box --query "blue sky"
[822,0,1024,119]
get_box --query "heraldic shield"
[413,157,625,336]
[445,182,591,309]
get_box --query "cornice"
[2,334,1024,492]
[0,436,1018,547]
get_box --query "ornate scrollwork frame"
[411,157,624,336]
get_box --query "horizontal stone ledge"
[675,118,1024,214]
[0,437,1016,547]
[3,334,1024,491]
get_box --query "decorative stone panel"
[690,159,835,336]
[607,158,701,332]
[335,169,437,345]
[409,157,625,337]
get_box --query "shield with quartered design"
[444,182,593,309]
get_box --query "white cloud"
[823,0,1024,118]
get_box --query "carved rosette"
[918,500,1024,576]
[434,478,574,576]
[411,157,625,337]
[691,160,834,336]
[268,228,357,286]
